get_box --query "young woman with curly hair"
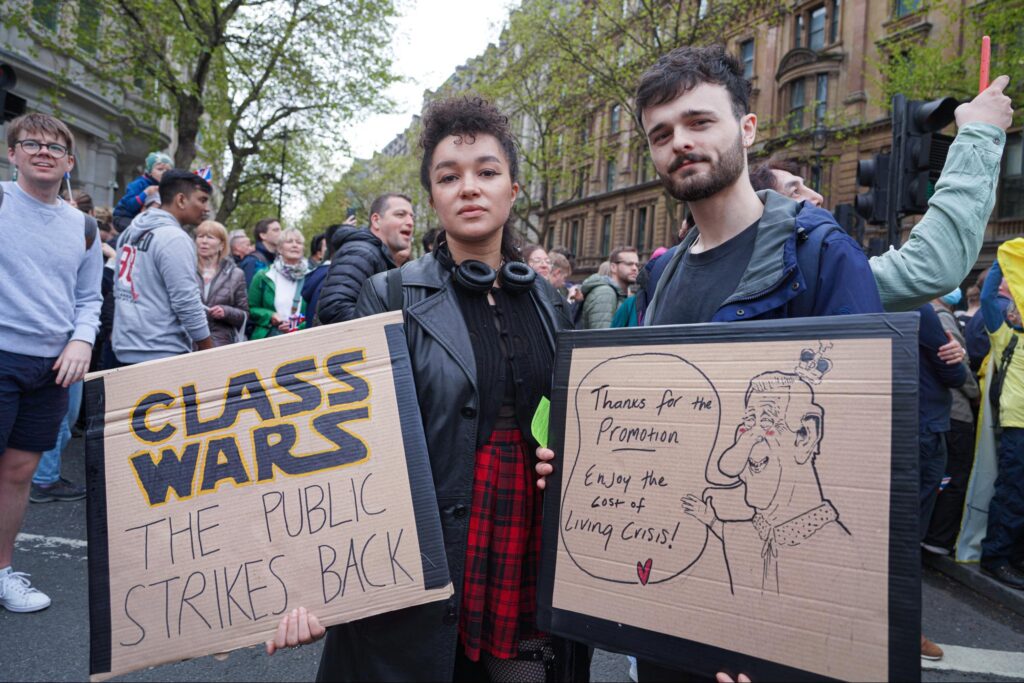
[266,97,588,683]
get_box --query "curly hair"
[418,96,522,262]
[419,96,519,191]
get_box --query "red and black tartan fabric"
[458,428,544,661]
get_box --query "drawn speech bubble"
[559,352,722,585]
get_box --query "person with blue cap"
[923,287,979,557]
[111,151,172,232]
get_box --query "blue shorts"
[0,350,69,453]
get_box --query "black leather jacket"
[315,253,587,682]
[315,227,395,325]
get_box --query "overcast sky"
[339,0,516,164]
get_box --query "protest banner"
[84,311,451,681]
[538,313,920,682]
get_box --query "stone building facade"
[541,0,1023,276]
[0,3,171,208]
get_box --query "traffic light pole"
[887,94,906,248]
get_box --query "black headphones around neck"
[435,240,535,296]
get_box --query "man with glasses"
[0,113,102,613]
[579,246,639,329]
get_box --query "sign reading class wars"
[537,314,922,683]
[84,312,450,681]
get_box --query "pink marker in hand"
[979,35,991,94]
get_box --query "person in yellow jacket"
[979,238,1024,589]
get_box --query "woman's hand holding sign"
[535,446,555,490]
[265,607,325,655]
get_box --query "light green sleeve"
[870,123,1006,312]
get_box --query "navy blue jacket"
[302,263,329,322]
[238,241,274,287]
[918,304,967,433]
[645,191,882,325]
[113,174,156,222]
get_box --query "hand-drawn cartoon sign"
[560,353,721,585]
[538,315,922,683]
[84,312,451,682]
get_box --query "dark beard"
[657,133,746,202]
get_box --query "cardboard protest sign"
[84,311,451,681]
[538,313,920,682]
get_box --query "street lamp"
[277,128,290,218]
[811,124,828,193]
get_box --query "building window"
[740,39,755,79]
[894,0,921,18]
[815,74,828,124]
[829,0,841,43]
[77,0,101,54]
[998,132,1023,219]
[32,0,60,30]
[606,159,617,193]
[788,79,806,132]
[635,206,649,253]
[639,147,652,183]
[570,219,582,255]
[795,3,840,50]
[808,6,826,50]
[610,104,621,133]
[601,214,613,256]
[550,180,559,206]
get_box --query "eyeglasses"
[528,257,552,265]
[15,139,70,159]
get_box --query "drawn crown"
[795,341,833,385]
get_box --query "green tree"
[301,126,431,247]
[9,0,400,227]
[870,0,1023,121]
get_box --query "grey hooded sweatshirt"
[112,208,210,363]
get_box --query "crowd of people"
[0,42,1019,683]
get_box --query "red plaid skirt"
[458,428,544,661]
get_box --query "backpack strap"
[386,267,403,312]
[84,214,98,251]
[790,215,843,318]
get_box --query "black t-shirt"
[649,219,759,325]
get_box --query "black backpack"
[0,183,98,251]
[989,333,1019,428]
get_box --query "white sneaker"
[0,569,51,612]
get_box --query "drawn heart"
[636,558,653,586]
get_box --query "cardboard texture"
[83,311,451,681]
[538,313,921,682]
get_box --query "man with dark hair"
[316,193,414,325]
[112,169,213,365]
[0,112,102,612]
[580,246,639,329]
[309,232,327,267]
[748,158,824,207]
[302,223,344,324]
[239,217,281,285]
[634,45,880,328]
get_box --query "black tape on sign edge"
[85,376,111,675]
[888,314,924,683]
[537,312,922,681]
[385,323,450,590]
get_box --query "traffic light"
[890,93,958,216]
[0,64,27,122]
[854,153,890,225]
